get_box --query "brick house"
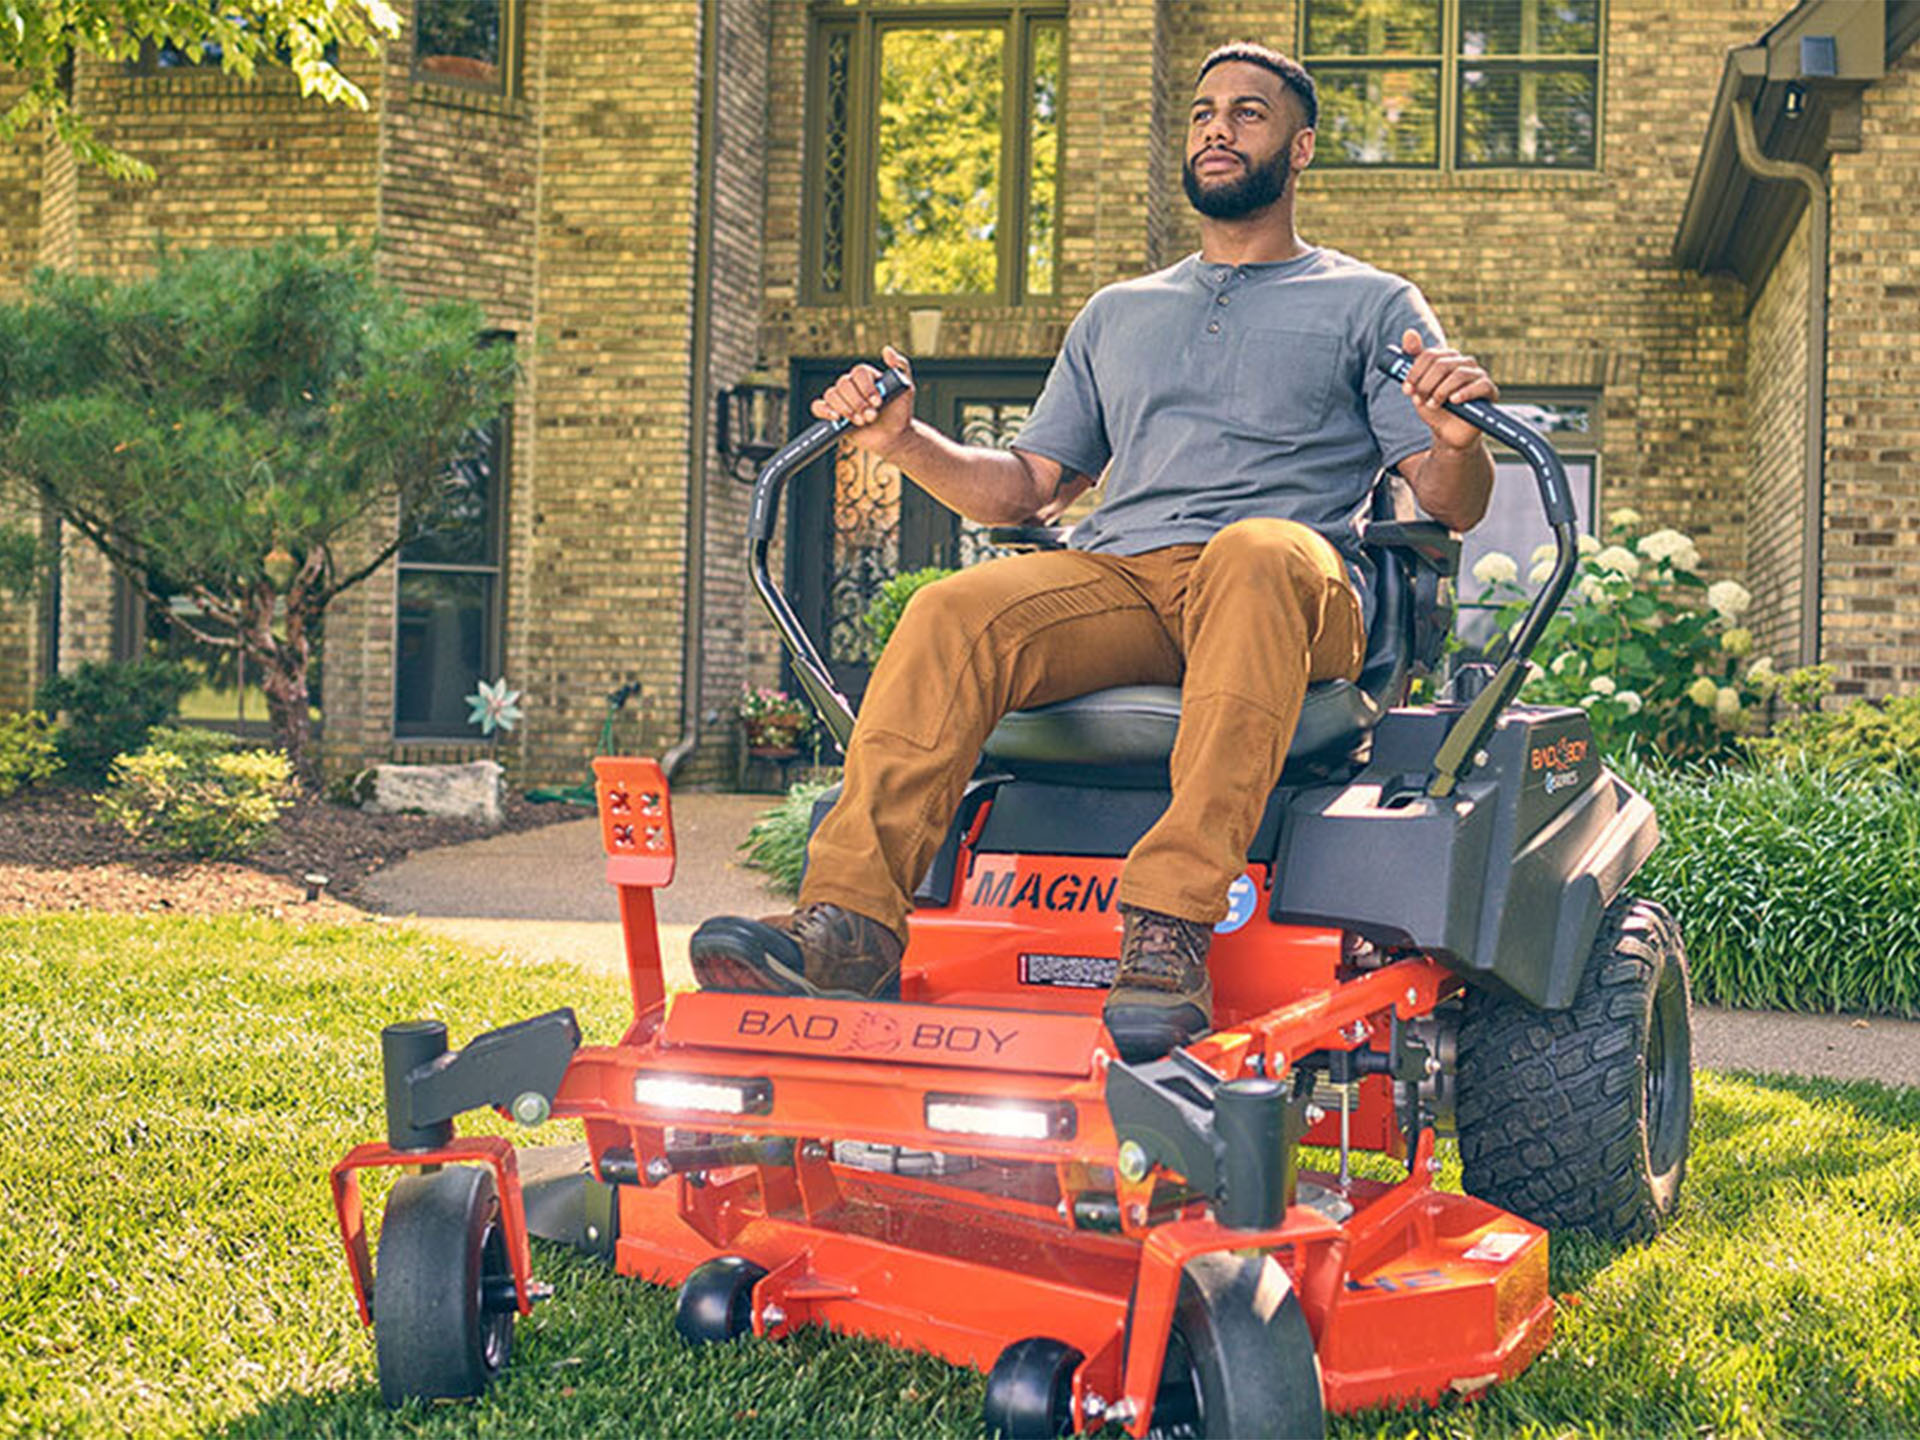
[0,0,1913,785]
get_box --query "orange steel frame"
[333,758,1555,1432]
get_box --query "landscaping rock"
[362,761,505,827]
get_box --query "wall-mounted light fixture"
[716,369,790,483]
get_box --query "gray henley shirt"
[1012,246,1445,620]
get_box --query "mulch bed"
[0,784,588,919]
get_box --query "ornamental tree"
[0,237,518,784]
[1,1,399,178]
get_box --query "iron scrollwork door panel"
[786,362,1049,703]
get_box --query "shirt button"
[1216,295,1229,306]
[1207,322,1220,333]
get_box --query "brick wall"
[518,0,700,781]
[1743,211,1809,669]
[1821,41,1920,699]
[697,0,775,784]
[0,83,38,291]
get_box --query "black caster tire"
[374,1166,516,1407]
[673,1255,768,1345]
[983,1336,1084,1439]
[1456,895,1692,1243]
[1133,1253,1325,1440]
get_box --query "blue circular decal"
[1215,875,1258,934]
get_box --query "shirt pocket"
[1233,327,1344,439]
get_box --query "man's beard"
[1183,142,1292,219]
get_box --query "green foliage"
[1480,514,1766,763]
[0,2,400,179]
[35,656,195,779]
[1743,671,1920,780]
[863,565,953,661]
[98,725,293,859]
[1627,755,1920,1015]
[873,28,1004,295]
[0,236,518,779]
[738,780,834,895]
[3,915,1919,1436]
[0,709,59,797]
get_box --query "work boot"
[1103,903,1214,1062]
[690,903,903,1001]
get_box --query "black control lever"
[747,366,913,753]
[1374,347,1579,797]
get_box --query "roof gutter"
[1728,61,1828,667]
[663,3,721,778]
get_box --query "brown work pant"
[800,518,1366,939]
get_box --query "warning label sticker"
[1018,953,1119,990]
[1462,1230,1532,1264]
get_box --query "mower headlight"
[632,1074,773,1116]
[924,1093,1076,1142]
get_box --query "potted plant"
[737,686,812,758]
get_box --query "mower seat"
[979,505,1455,788]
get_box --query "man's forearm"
[1409,438,1495,532]
[881,420,1054,525]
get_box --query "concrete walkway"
[359,790,1920,1088]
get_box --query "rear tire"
[1456,895,1691,1243]
[374,1167,516,1407]
[1134,1253,1324,1440]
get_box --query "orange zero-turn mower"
[331,351,1692,1437]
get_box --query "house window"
[394,415,507,738]
[1455,393,1598,647]
[413,0,522,97]
[806,1,1064,304]
[1302,0,1600,170]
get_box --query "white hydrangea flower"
[1707,580,1753,620]
[1687,676,1719,708]
[1577,533,1601,557]
[1715,685,1741,718]
[1529,556,1554,585]
[1530,541,1557,565]
[1608,507,1642,531]
[1589,674,1617,696]
[1576,574,1615,607]
[1639,527,1700,572]
[1594,545,1641,578]
[1471,551,1519,588]
[1720,627,1754,658]
[1617,689,1644,715]
[1747,656,1780,693]
[1551,651,1583,676]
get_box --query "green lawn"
[1,915,1915,1439]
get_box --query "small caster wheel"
[374,1166,517,1407]
[673,1255,768,1345]
[1132,1253,1325,1439]
[983,1336,1083,1439]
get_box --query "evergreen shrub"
[98,726,293,860]
[0,711,60,797]
[36,658,195,779]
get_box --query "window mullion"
[1441,0,1459,171]
[852,13,878,305]
[1000,16,1025,305]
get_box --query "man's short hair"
[1196,43,1317,130]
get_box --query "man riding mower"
[328,42,1690,1438]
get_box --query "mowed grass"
[0,915,1915,1439]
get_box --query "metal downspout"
[663,2,722,777]
[1730,96,1828,668]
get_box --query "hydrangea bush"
[1473,509,1770,762]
